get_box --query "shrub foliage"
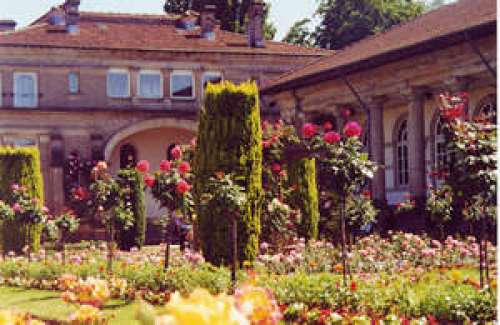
[0,147,44,253]
[194,81,263,265]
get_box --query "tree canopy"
[164,0,276,40]
[283,0,425,50]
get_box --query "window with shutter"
[14,72,37,108]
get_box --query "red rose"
[272,163,281,174]
[341,107,352,118]
[302,123,317,138]
[350,281,357,291]
[323,121,333,131]
[136,160,150,173]
[323,131,341,144]
[144,175,155,188]
[262,140,271,148]
[170,145,182,160]
[176,180,191,195]
[279,170,286,178]
[271,135,279,144]
[178,161,191,174]
[362,190,371,199]
[343,121,362,138]
[160,160,172,172]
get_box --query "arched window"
[396,120,409,186]
[474,94,497,124]
[120,143,137,169]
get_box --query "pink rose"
[144,175,155,188]
[160,160,172,172]
[178,161,191,174]
[343,121,362,138]
[302,123,317,138]
[170,145,182,160]
[176,180,191,195]
[136,160,150,173]
[323,131,341,144]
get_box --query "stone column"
[407,88,427,199]
[49,134,65,214]
[368,96,386,202]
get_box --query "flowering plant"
[8,184,49,225]
[68,305,109,325]
[396,197,417,214]
[0,200,14,222]
[55,210,80,234]
[260,198,300,250]
[61,277,111,308]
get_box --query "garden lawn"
[0,286,138,324]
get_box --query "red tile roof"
[262,0,497,93]
[0,11,329,57]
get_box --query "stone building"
[0,0,327,223]
[262,0,496,212]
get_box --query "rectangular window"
[202,72,223,97]
[170,71,194,99]
[107,69,130,98]
[68,72,79,94]
[14,72,38,108]
[138,70,163,99]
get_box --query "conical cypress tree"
[194,81,263,266]
[288,158,319,241]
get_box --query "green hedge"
[288,158,319,241]
[194,81,263,266]
[117,169,146,250]
[0,147,44,253]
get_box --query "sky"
[0,0,318,41]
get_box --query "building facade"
[0,0,327,224]
[262,0,497,209]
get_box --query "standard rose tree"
[140,146,194,270]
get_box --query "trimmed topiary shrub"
[0,147,44,253]
[117,169,146,250]
[288,158,319,241]
[194,81,263,266]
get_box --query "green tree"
[194,81,263,266]
[315,0,424,50]
[166,0,276,39]
[282,18,315,48]
[283,0,424,49]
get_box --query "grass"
[0,286,139,324]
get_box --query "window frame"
[13,72,38,108]
[137,69,164,99]
[201,71,223,97]
[68,71,80,94]
[170,70,195,100]
[394,119,409,188]
[106,69,130,99]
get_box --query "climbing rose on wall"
[302,123,317,138]
[343,121,362,138]
[136,160,150,173]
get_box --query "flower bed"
[0,233,496,323]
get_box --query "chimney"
[62,0,80,33]
[0,20,16,32]
[247,0,265,48]
[200,4,216,41]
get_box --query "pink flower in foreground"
[343,121,362,138]
[302,123,317,138]
[136,160,150,173]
